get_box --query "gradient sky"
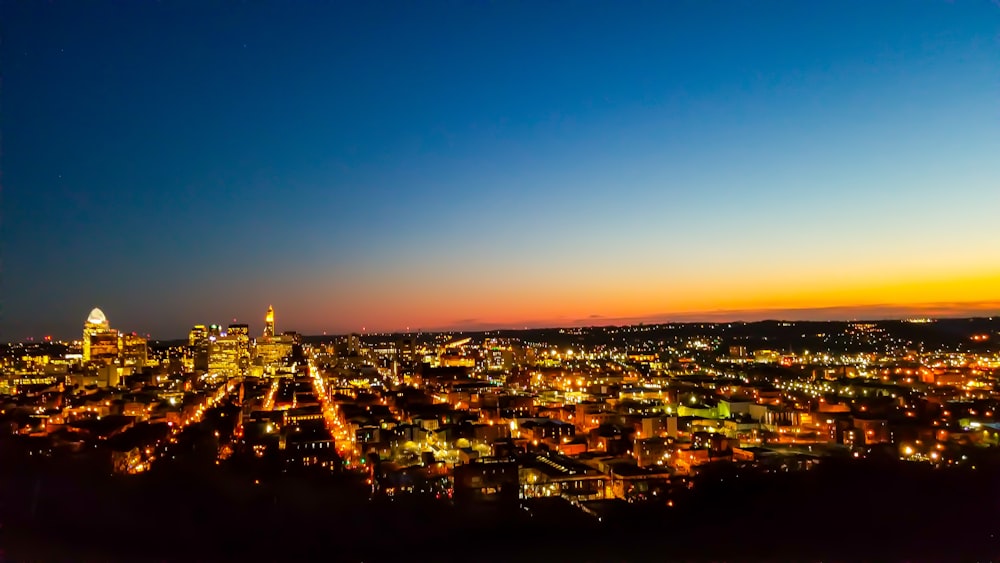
[3,1,999,340]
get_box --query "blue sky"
[3,1,999,339]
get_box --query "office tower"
[208,333,246,377]
[83,308,119,364]
[395,336,417,379]
[228,323,252,365]
[348,333,362,355]
[189,325,208,346]
[228,323,249,338]
[119,333,149,367]
[189,325,210,371]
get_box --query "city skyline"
[4,3,1000,558]
[4,1,999,339]
[17,298,1000,343]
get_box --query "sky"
[2,1,999,340]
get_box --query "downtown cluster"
[2,309,1000,523]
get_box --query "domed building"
[86,307,108,328]
[83,307,119,364]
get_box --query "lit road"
[308,359,361,467]
[263,377,280,411]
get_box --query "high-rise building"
[228,323,251,361]
[208,333,247,377]
[189,325,208,347]
[83,308,119,364]
[263,305,275,338]
[188,325,210,371]
[228,323,249,338]
[253,305,300,374]
[348,333,362,356]
[119,333,148,367]
[256,335,294,372]
[395,336,418,379]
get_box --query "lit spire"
[264,305,275,337]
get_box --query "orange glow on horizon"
[308,269,1000,332]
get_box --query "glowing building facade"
[188,325,210,371]
[119,333,149,367]
[256,337,294,373]
[189,325,208,346]
[228,323,251,361]
[264,306,275,338]
[83,308,119,364]
[208,333,248,377]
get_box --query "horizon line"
[393,299,1000,334]
[15,299,998,342]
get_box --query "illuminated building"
[438,338,475,368]
[83,308,119,364]
[729,345,749,359]
[188,325,210,371]
[256,340,292,367]
[348,333,362,355]
[397,337,416,362]
[252,312,300,374]
[228,323,249,337]
[228,323,251,360]
[754,349,781,364]
[393,336,418,380]
[193,323,251,377]
[484,339,514,372]
[519,453,607,500]
[264,305,275,338]
[208,333,247,377]
[189,325,208,347]
[119,333,148,367]
[439,353,475,368]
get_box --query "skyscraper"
[208,333,247,377]
[119,333,148,367]
[264,305,275,338]
[83,307,119,364]
[228,323,250,338]
[189,325,208,347]
[188,325,210,371]
[228,323,251,366]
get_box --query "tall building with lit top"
[264,305,275,338]
[189,325,208,347]
[83,308,119,364]
[254,307,297,374]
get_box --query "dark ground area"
[2,456,998,562]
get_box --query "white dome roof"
[87,307,108,325]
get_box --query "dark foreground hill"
[1,456,998,562]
